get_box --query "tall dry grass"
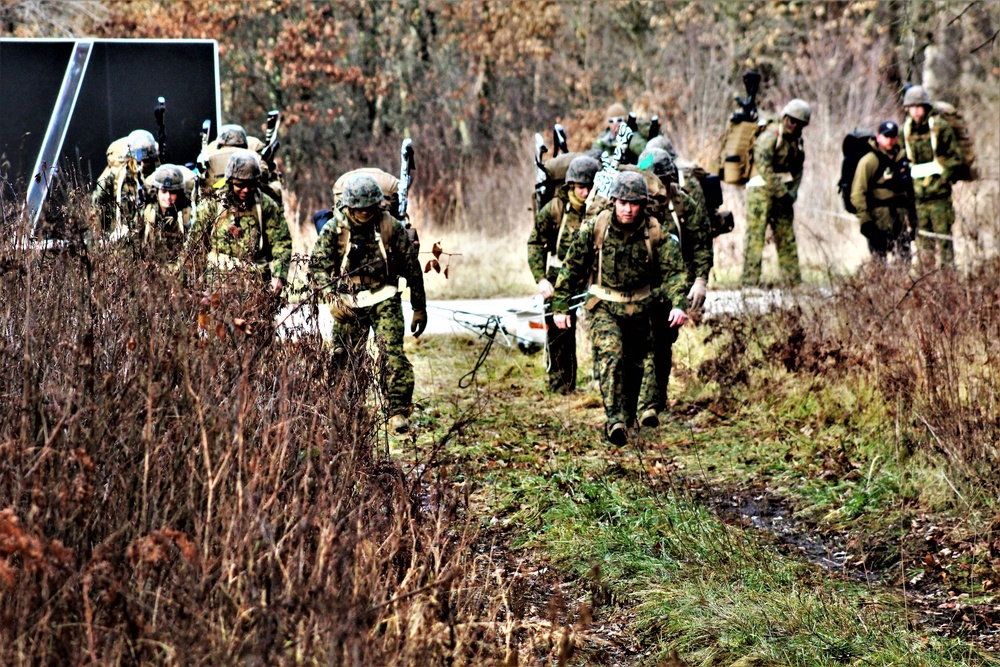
[0,199,526,664]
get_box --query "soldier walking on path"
[742,99,809,287]
[851,121,915,263]
[309,172,427,435]
[551,172,688,446]
[185,149,291,295]
[527,155,600,394]
[141,164,194,262]
[902,85,963,269]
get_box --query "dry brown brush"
[704,259,1000,504]
[0,205,515,664]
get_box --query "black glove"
[410,309,427,338]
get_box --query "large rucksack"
[534,151,582,213]
[718,120,766,185]
[903,101,977,182]
[837,128,876,213]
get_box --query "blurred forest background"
[3,0,999,291]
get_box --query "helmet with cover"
[225,149,263,183]
[150,164,186,192]
[127,130,159,162]
[565,156,600,186]
[902,85,932,108]
[218,124,249,148]
[638,147,677,183]
[341,173,384,210]
[781,98,812,125]
[609,171,648,202]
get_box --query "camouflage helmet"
[565,156,600,186]
[341,173,384,209]
[150,164,186,192]
[645,135,678,160]
[605,102,627,120]
[638,147,677,182]
[609,171,648,202]
[224,149,262,182]
[127,130,159,161]
[218,124,249,148]
[781,98,811,125]
[902,85,932,108]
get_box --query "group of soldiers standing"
[91,122,426,435]
[529,83,966,444]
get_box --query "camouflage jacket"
[903,112,962,200]
[309,210,426,312]
[552,210,687,318]
[527,183,588,284]
[141,203,191,258]
[92,166,148,232]
[662,184,713,285]
[750,122,805,201]
[850,140,909,227]
[186,190,291,280]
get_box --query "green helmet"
[566,156,600,186]
[645,135,678,160]
[902,85,932,108]
[127,130,159,161]
[609,171,647,202]
[341,173,384,209]
[218,124,249,148]
[638,147,677,182]
[225,149,262,182]
[150,164,185,192]
[781,98,811,125]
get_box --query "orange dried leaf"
[432,242,443,259]
[197,312,211,329]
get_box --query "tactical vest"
[585,210,662,312]
[327,213,404,308]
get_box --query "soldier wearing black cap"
[850,120,915,262]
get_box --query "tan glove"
[686,277,707,309]
[410,309,427,337]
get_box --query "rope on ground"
[457,314,503,389]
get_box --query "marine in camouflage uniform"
[902,85,963,268]
[185,149,291,290]
[140,164,193,262]
[552,171,688,445]
[850,121,914,263]
[527,155,600,394]
[636,147,711,425]
[92,129,160,235]
[309,173,427,434]
[742,99,809,286]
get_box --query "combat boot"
[607,422,627,446]
[640,408,659,428]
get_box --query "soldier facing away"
[901,85,963,268]
[185,149,291,294]
[92,129,160,236]
[851,121,915,263]
[551,171,688,446]
[309,173,427,435]
[527,155,600,394]
[742,98,809,286]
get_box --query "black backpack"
[838,129,876,214]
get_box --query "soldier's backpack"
[332,168,401,216]
[718,120,766,185]
[534,151,582,213]
[837,128,876,214]
[679,164,734,237]
[903,101,977,182]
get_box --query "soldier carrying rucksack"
[901,85,965,268]
[850,121,916,263]
[92,129,160,237]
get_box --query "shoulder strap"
[928,116,938,156]
[645,217,662,263]
[551,197,567,253]
[592,211,612,288]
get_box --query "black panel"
[0,39,219,195]
[0,40,75,190]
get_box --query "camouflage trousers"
[331,294,414,416]
[638,310,680,413]
[588,304,652,428]
[915,196,955,268]
[742,189,801,286]
[546,310,577,394]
